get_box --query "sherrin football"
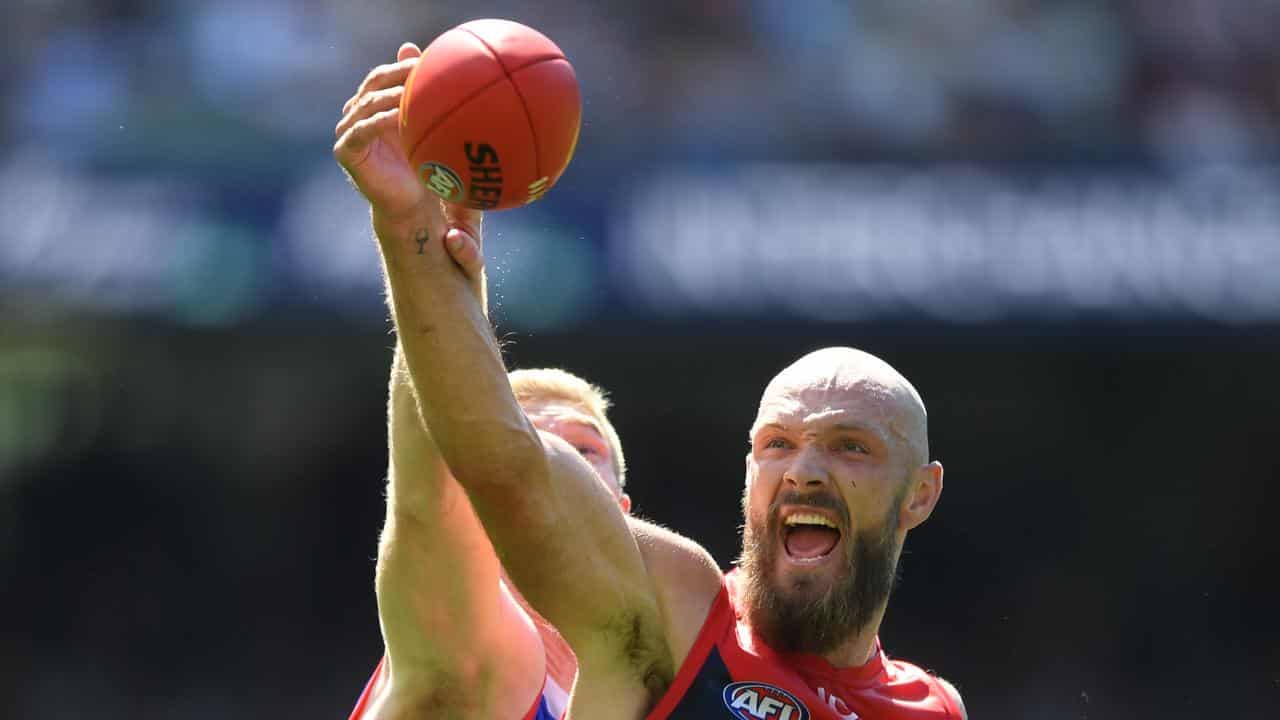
[400,19,582,211]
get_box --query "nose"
[783,445,829,490]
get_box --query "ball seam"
[459,27,547,180]
[404,70,512,168]
[457,28,565,81]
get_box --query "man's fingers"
[397,42,422,62]
[442,204,484,252]
[333,108,400,168]
[352,58,416,107]
[445,228,484,280]
[342,58,417,115]
[335,86,404,141]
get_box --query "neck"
[820,604,886,668]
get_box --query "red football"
[399,19,582,211]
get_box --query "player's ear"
[617,493,632,514]
[744,452,755,488]
[900,461,943,531]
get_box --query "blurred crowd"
[4,0,1278,172]
[2,0,1277,327]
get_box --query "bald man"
[337,41,965,719]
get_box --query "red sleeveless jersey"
[644,571,963,720]
[347,605,577,720]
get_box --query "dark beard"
[737,491,902,656]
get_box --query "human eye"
[763,436,792,450]
[574,444,601,458]
[835,437,869,454]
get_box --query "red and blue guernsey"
[644,570,963,720]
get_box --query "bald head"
[752,347,930,469]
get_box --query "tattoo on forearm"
[415,229,429,255]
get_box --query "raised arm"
[336,41,720,719]
[371,153,663,652]
[365,349,546,716]
[336,45,543,719]
[343,69,669,718]
[374,194,727,716]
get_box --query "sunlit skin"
[741,348,944,668]
[496,398,632,602]
[366,394,630,708]
[524,400,631,512]
[337,37,962,708]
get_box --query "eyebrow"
[829,422,878,435]
[558,419,608,444]
[756,420,887,446]
[758,420,875,432]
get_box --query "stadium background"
[2,1,1278,717]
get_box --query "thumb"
[445,227,485,283]
[397,42,422,61]
[442,202,483,249]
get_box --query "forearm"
[375,213,541,492]
[384,345,444,521]
[377,345,505,669]
[375,217,669,672]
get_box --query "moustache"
[766,490,850,529]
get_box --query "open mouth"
[782,512,843,563]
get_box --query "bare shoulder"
[935,676,967,720]
[627,517,722,591]
[626,516,724,665]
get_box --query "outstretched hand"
[334,42,485,294]
[334,43,428,225]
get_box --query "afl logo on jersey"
[722,681,810,720]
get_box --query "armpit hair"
[601,608,675,707]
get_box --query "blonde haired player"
[338,43,629,720]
